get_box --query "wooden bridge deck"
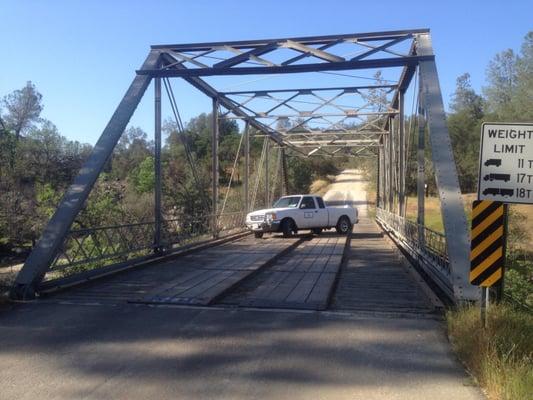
[42,221,437,317]
[331,217,437,315]
[43,236,299,306]
[220,234,348,310]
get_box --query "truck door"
[297,196,317,228]
[314,197,329,227]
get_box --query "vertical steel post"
[212,98,219,237]
[417,85,426,245]
[244,121,250,213]
[265,137,270,207]
[281,146,289,196]
[388,117,394,211]
[383,132,389,211]
[399,91,406,217]
[380,139,385,209]
[376,145,381,208]
[154,77,162,251]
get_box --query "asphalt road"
[0,170,484,400]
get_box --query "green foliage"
[505,208,533,307]
[34,182,61,232]
[286,156,339,195]
[132,156,155,193]
[287,157,312,194]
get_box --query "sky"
[0,0,531,145]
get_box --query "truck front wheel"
[281,219,297,238]
[336,216,352,235]
[254,232,264,239]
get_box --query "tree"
[448,73,484,193]
[512,31,533,121]
[2,81,43,140]
[450,73,484,119]
[110,126,152,180]
[483,49,518,119]
[367,71,389,113]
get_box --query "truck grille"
[250,214,265,222]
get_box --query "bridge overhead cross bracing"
[140,29,430,157]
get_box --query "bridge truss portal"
[11,29,479,303]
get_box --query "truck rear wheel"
[336,216,352,235]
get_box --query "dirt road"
[323,169,368,217]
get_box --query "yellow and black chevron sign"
[470,200,506,287]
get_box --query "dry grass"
[447,305,533,400]
[405,195,445,232]
[310,178,333,196]
[405,193,533,245]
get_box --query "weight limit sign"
[478,122,533,204]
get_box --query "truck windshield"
[273,196,301,208]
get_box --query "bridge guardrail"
[44,211,246,282]
[376,207,454,300]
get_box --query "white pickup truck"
[245,194,358,238]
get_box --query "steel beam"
[222,84,397,96]
[244,122,250,213]
[213,42,279,68]
[391,39,418,111]
[151,28,430,52]
[265,138,270,207]
[399,91,405,217]
[417,33,478,301]
[281,147,289,195]
[350,34,411,61]
[154,77,162,251]
[417,86,426,244]
[376,147,381,208]
[10,50,161,299]
[212,98,219,237]
[283,40,345,63]
[388,118,394,211]
[138,55,433,78]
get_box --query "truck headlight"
[265,212,277,221]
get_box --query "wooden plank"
[130,268,209,302]
[229,234,349,310]
[285,272,321,303]
[246,271,288,300]
[306,272,337,308]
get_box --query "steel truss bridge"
[10,29,479,303]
